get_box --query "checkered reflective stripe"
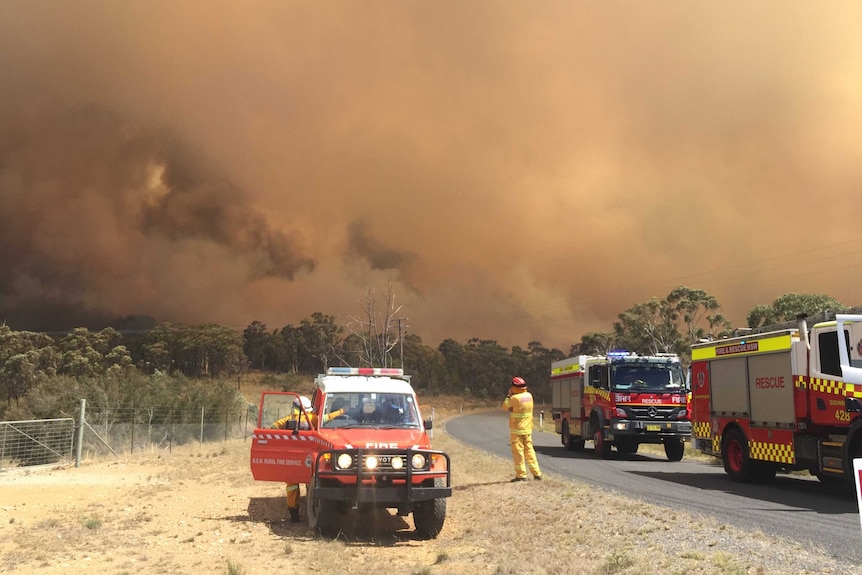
[693,421,711,438]
[749,440,794,464]
[795,375,862,399]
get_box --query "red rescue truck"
[551,352,691,461]
[250,367,451,538]
[690,310,862,487]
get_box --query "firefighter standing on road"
[502,376,542,482]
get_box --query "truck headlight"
[391,456,404,470]
[613,421,628,431]
[411,453,427,469]
[365,455,379,470]
[336,453,354,470]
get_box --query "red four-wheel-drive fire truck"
[551,352,691,461]
[250,367,452,538]
[690,310,862,488]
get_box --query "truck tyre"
[307,476,339,537]
[562,421,572,449]
[722,428,755,482]
[664,439,684,462]
[593,426,612,459]
[562,421,584,451]
[413,478,447,539]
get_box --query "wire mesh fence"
[80,403,257,458]
[1,400,261,471]
[0,418,76,471]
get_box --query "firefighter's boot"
[288,507,300,523]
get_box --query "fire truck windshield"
[610,363,684,392]
[321,392,421,429]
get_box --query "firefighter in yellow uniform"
[502,376,542,482]
[271,396,346,522]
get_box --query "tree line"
[0,287,846,421]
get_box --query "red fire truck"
[250,367,451,538]
[551,352,691,460]
[690,311,862,487]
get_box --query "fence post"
[75,398,86,468]
[131,406,136,455]
[200,406,204,446]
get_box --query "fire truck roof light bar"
[327,367,405,377]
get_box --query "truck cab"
[552,352,691,461]
[250,367,451,538]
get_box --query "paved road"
[446,410,862,564]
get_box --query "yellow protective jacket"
[272,408,307,430]
[272,407,345,430]
[502,388,534,435]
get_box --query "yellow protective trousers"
[286,483,300,509]
[510,432,541,479]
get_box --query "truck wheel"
[413,478,447,539]
[562,421,585,451]
[664,439,684,462]
[593,427,612,459]
[562,421,572,449]
[722,429,755,482]
[307,476,339,537]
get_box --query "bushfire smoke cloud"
[1,2,861,349]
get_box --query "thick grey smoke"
[1,2,861,348]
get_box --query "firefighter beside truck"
[551,352,691,460]
[690,309,862,489]
[250,367,452,538]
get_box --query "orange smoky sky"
[1,2,861,350]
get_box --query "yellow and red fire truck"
[250,367,451,538]
[551,352,691,461]
[690,310,862,487]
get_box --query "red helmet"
[512,376,527,388]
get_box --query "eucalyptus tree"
[614,297,683,356]
[242,320,269,370]
[278,324,304,373]
[300,312,343,372]
[402,333,446,395]
[666,286,732,343]
[572,332,616,356]
[438,338,466,393]
[747,293,845,328]
[462,338,512,398]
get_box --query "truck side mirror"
[285,420,298,431]
[424,418,433,430]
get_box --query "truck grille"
[628,406,680,420]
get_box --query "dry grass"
[0,395,854,575]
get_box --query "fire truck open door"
[250,392,316,484]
